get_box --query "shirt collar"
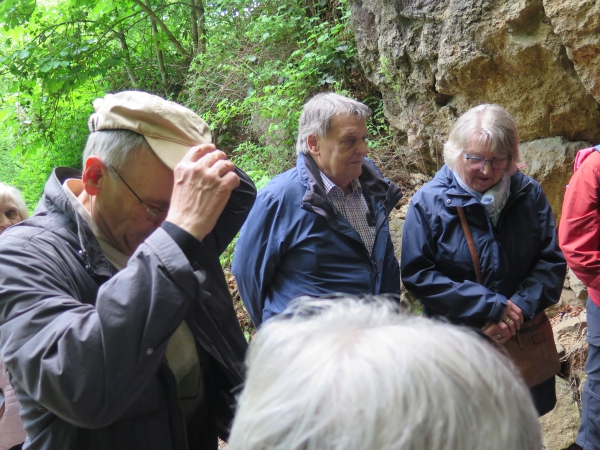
[319,171,361,197]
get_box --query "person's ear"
[307,134,319,156]
[82,156,108,196]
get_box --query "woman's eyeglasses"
[463,153,511,171]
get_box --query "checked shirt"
[320,172,376,255]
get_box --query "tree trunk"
[145,0,168,93]
[117,31,138,87]
[196,0,206,53]
[131,0,191,60]
[190,0,199,55]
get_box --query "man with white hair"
[228,296,543,450]
[232,93,402,326]
[0,91,256,449]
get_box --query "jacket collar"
[36,167,115,279]
[296,153,403,217]
[440,165,532,208]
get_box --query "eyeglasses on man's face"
[109,165,168,222]
[463,153,512,171]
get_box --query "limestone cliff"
[350,0,600,218]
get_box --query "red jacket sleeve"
[559,154,600,290]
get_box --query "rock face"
[543,0,600,104]
[350,0,600,195]
[519,137,590,220]
[567,268,589,301]
[541,307,587,450]
[388,208,405,263]
[540,375,581,450]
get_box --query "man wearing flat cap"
[0,91,256,450]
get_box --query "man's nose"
[151,210,169,226]
[358,140,369,156]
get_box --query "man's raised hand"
[166,144,240,241]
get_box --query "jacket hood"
[296,153,403,216]
[34,167,82,219]
[32,167,114,279]
[573,145,600,172]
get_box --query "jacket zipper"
[496,180,532,231]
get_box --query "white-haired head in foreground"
[228,296,542,450]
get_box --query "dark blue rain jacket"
[401,165,566,328]
[232,153,402,326]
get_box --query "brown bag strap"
[456,206,483,285]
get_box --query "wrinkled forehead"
[0,193,17,210]
[328,113,367,132]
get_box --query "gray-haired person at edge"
[0,91,257,449]
[401,104,566,416]
[232,93,402,326]
[0,183,28,450]
[228,296,544,450]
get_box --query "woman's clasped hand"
[482,300,524,344]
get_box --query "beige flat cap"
[88,91,212,169]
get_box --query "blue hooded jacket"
[233,153,402,326]
[401,165,566,328]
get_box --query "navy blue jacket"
[401,165,566,328]
[232,153,402,326]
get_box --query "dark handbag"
[457,206,560,388]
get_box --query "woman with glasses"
[401,104,566,416]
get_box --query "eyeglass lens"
[465,155,510,170]
[110,166,163,221]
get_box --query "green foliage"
[219,235,238,268]
[9,98,90,208]
[0,73,97,208]
[187,0,361,178]
[0,0,36,29]
[0,0,394,223]
[0,141,20,186]
[0,0,210,208]
[0,0,201,98]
